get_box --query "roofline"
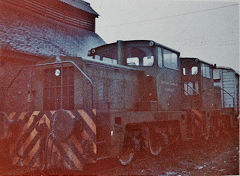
[0,48,47,63]
[180,57,214,66]
[60,0,99,16]
[181,57,239,76]
[214,66,239,76]
[89,40,180,55]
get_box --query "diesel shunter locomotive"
[0,40,238,171]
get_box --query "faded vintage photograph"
[0,0,239,175]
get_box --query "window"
[191,67,198,75]
[195,81,199,94]
[213,69,220,79]
[93,55,117,64]
[157,47,163,67]
[126,56,154,66]
[184,82,193,95]
[163,49,178,70]
[183,66,198,75]
[44,67,74,110]
[184,81,199,95]
[126,46,154,67]
[143,56,154,66]
[103,57,117,64]
[183,68,186,75]
[201,64,211,78]
[127,57,139,66]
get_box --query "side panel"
[82,62,140,113]
[156,68,182,111]
[108,111,187,157]
[201,77,215,110]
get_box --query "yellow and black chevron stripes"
[78,110,96,135]
[7,108,96,171]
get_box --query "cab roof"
[89,40,180,56]
[180,57,214,67]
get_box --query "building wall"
[0,0,105,111]
[0,2,104,58]
[1,0,97,32]
[0,50,45,112]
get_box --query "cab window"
[184,81,199,95]
[182,66,198,75]
[143,56,154,66]
[191,67,198,75]
[126,57,139,66]
[126,46,154,67]
[157,47,163,67]
[163,49,178,70]
[201,63,211,78]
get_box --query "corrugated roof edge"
[60,0,99,16]
[215,66,240,76]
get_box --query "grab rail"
[34,60,94,108]
[4,59,94,109]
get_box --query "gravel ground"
[1,128,239,176]
[83,128,239,176]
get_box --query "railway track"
[1,130,238,176]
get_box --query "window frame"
[162,49,179,70]
[157,47,163,68]
[201,63,212,78]
[184,81,200,96]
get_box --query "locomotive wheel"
[148,129,162,156]
[119,137,135,166]
[119,147,134,166]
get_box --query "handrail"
[35,61,93,86]
[34,60,94,108]
[184,83,199,95]
[219,87,235,109]
[3,60,94,109]
[6,66,25,91]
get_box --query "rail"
[35,61,93,85]
[219,87,235,109]
[184,83,199,95]
[34,60,94,108]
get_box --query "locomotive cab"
[88,40,185,163]
[89,40,182,111]
[180,57,215,111]
[180,58,232,140]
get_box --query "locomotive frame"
[0,40,238,171]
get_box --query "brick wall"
[0,1,105,58]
